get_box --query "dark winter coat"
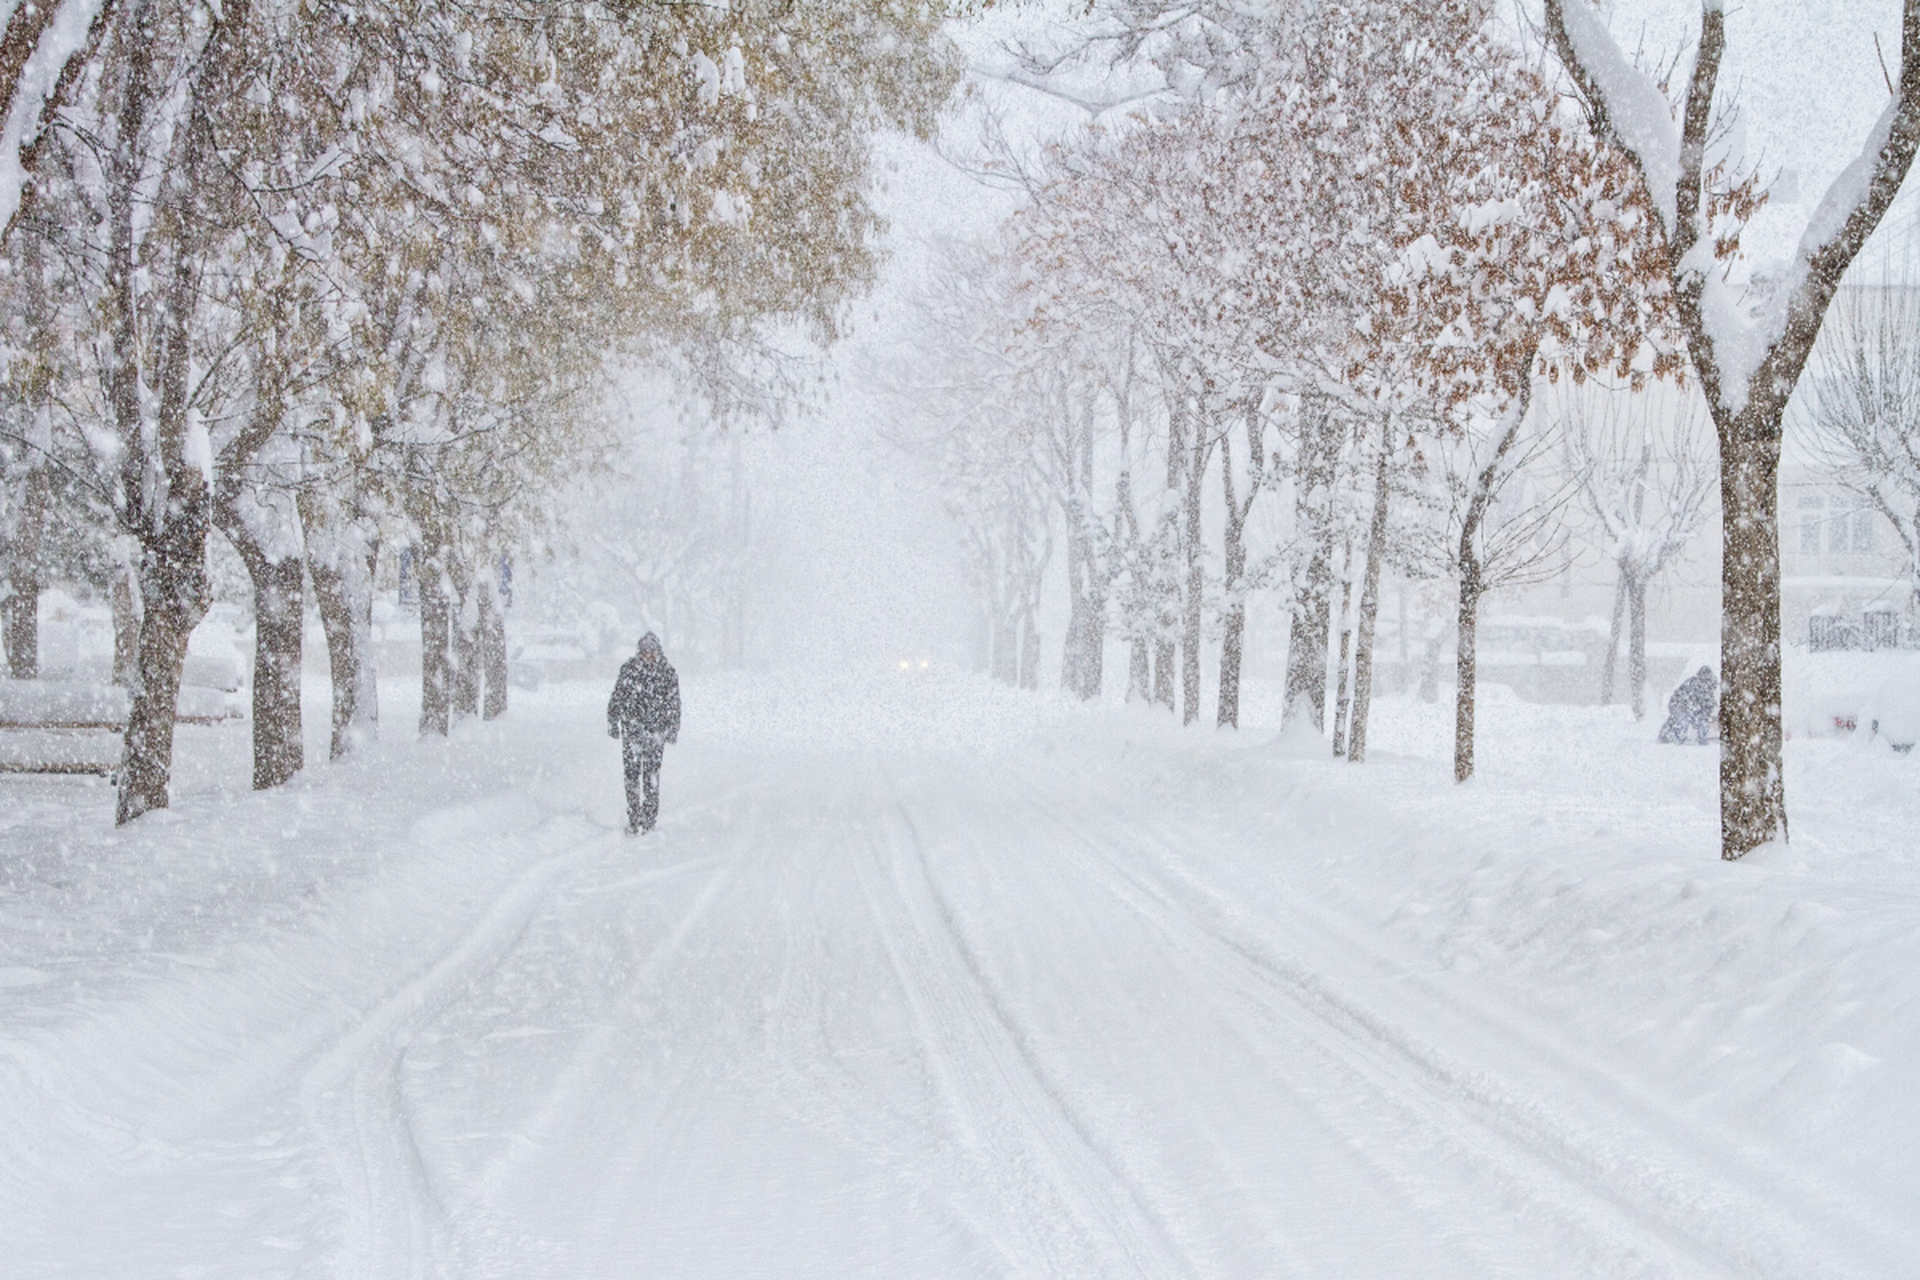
[1668,667,1717,725]
[607,642,681,749]
[1658,666,1718,743]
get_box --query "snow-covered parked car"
[1868,671,1920,752]
[26,589,101,680]
[507,624,598,689]
[1787,646,1920,747]
[16,590,241,691]
[183,604,247,692]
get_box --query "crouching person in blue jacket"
[1657,666,1717,745]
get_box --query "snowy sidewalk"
[0,673,1914,1277]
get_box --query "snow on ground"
[1,667,1915,1277]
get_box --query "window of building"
[1799,495,1825,554]
[1854,509,1876,553]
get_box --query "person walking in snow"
[1657,665,1717,745]
[607,632,681,833]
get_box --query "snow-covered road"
[3,673,1915,1277]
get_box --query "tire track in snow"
[450,851,740,1227]
[1013,765,1894,1278]
[919,784,1463,1277]
[300,821,603,1280]
[1042,800,1733,1273]
[303,776,764,1277]
[902,763,1527,1276]
[708,778,1019,1269]
[854,763,1189,1278]
[1052,822,1708,1275]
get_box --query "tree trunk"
[418,545,451,736]
[116,178,211,817]
[1,583,35,678]
[1216,431,1244,729]
[5,213,53,679]
[1285,406,1340,731]
[215,507,305,791]
[1284,572,1331,730]
[1117,468,1150,704]
[310,556,359,758]
[112,0,226,823]
[1160,388,1188,719]
[1180,424,1207,726]
[1418,621,1444,703]
[1217,523,1246,729]
[1599,568,1626,704]
[1018,605,1039,691]
[1627,573,1649,721]
[481,573,508,720]
[1061,529,1087,696]
[1128,639,1151,703]
[302,490,378,760]
[117,520,211,824]
[2,460,46,678]
[991,605,1017,685]
[1081,588,1104,698]
[1454,571,1481,784]
[353,538,378,733]
[1153,638,1175,710]
[1061,407,1106,701]
[1449,367,1533,786]
[1081,557,1104,699]
[1719,435,1785,855]
[449,554,480,719]
[1347,422,1393,763]
[247,554,304,789]
[1331,566,1354,757]
[1216,411,1267,730]
[1060,515,1100,700]
[111,562,139,686]
[106,0,188,823]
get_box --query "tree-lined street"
[3,677,1913,1276]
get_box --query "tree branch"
[1672,3,1724,269]
[1543,0,1683,235]
[1747,0,1920,428]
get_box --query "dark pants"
[1658,713,1710,745]
[622,735,664,831]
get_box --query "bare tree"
[886,245,1063,691]
[1168,380,1216,726]
[1806,280,1920,605]
[212,276,327,791]
[1216,400,1276,728]
[1564,386,1715,717]
[1545,0,1920,857]
[297,474,381,760]
[1344,412,1398,762]
[1444,381,1577,783]
[1281,396,1347,731]
[100,0,246,824]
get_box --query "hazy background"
[505,0,1920,688]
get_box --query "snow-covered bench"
[0,680,244,776]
